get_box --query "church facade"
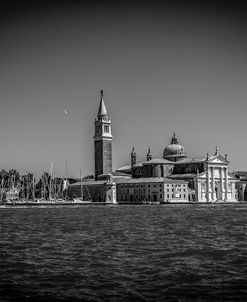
[169,149,237,202]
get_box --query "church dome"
[163,133,187,162]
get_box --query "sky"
[0,0,247,178]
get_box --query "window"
[160,194,162,198]
[104,125,109,133]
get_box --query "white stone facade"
[117,178,188,203]
[196,155,237,202]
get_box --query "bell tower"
[94,90,113,179]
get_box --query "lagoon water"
[0,204,247,301]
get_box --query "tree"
[83,175,95,180]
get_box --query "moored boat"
[73,198,93,204]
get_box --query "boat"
[72,170,93,203]
[73,197,93,204]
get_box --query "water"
[0,204,247,301]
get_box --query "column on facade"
[194,176,199,202]
[224,167,228,201]
[231,182,234,199]
[211,167,215,201]
[206,165,210,202]
[220,167,224,201]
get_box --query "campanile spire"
[97,90,108,117]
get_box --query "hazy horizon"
[0,1,247,178]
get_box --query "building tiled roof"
[69,178,188,186]
[228,172,237,179]
[168,173,197,179]
[97,172,130,178]
[69,176,132,186]
[175,154,230,165]
[174,157,206,165]
[69,180,106,186]
[117,177,188,184]
[132,163,144,168]
[117,153,230,172]
[111,171,132,177]
[116,162,143,172]
[116,165,132,171]
[117,158,174,171]
[234,171,247,177]
[142,158,174,165]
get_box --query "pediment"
[208,154,229,164]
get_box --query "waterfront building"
[233,171,247,201]
[235,181,247,201]
[67,93,190,203]
[68,176,117,203]
[68,92,237,204]
[67,172,131,203]
[117,133,237,202]
[117,178,188,203]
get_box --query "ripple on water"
[0,205,247,301]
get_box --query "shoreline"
[0,201,245,207]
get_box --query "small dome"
[163,133,187,162]
[97,173,113,182]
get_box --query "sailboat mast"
[54,177,57,199]
[80,170,83,200]
[32,176,35,200]
[65,160,68,200]
[41,174,43,199]
[25,172,28,199]
[0,178,2,202]
[49,162,53,200]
